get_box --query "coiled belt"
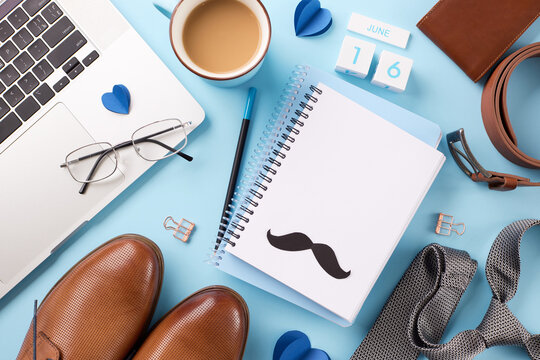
[481,43,540,169]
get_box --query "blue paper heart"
[274,331,331,360]
[274,331,307,360]
[274,331,311,360]
[102,84,131,115]
[294,0,332,37]
[303,349,330,360]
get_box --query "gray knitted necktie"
[351,219,540,360]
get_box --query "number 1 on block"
[353,46,361,64]
[335,36,376,79]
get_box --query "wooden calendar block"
[371,50,413,92]
[335,36,376,79]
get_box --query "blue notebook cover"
[212,66,442,327]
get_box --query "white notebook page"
[227,82,445,322]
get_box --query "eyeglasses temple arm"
[134,138,193,162]
[78,149,116,194]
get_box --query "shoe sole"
[38,234,164,355]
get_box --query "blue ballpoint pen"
[216,88,257,249]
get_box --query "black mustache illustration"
[267,230,351,279]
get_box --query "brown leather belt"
[479,42,540,189]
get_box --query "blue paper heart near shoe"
[294,0,332,37]
[274,331,331,360]
[102,84,131,114]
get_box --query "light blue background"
[1,1,540,359]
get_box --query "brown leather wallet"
[417,0,540,82]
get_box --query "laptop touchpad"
[0,103,125,283]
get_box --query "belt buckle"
[447,128,492,179]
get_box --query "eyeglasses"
[61,119,193,194]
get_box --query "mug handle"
[153,0,178,19]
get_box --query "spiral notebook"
[211,66,445,327]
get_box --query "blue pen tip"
[244,87,257,120]
[248,87,257,98]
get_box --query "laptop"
[0,0,205,299]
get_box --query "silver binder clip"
[435,213,465,236]
[164,216,195,243]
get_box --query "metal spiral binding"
[210,66,322,266]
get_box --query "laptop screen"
[0,0,23,19]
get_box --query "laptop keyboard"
[0,0,99,145]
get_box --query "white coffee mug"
[154,0,271,87]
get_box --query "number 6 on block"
[387,62,401,78]
[335,36,376,79]
[371,50,413,92]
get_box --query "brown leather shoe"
[133,286,249,360]
[16,234,163,360]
